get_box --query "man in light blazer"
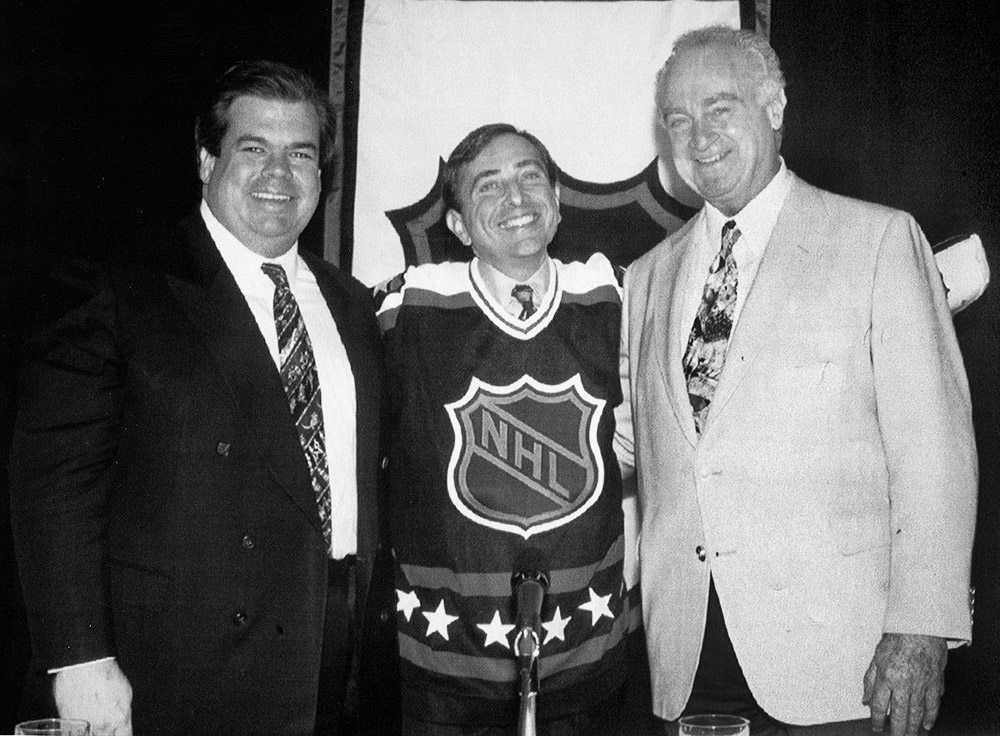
[9,61,393,736]
[615,26,977,736]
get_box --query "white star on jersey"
[542,606,572,644]
[477,610,515,649]
[578,587,614,626]
[422,599,459,641]
[397,589,421,622]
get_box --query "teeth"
[698,153,723,164]
[253,192,291,201]
[499,213,536,229]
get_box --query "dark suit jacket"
[9,214,394,735]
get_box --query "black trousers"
[666,577,876,736]
[401,693,626,736]
[315,556,357,736]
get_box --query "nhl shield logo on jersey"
[444,374,606,538]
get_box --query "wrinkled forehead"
[457,134,549,193]
[664,46,760,105]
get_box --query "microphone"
[511,547,550,655]
[512,548,549,736]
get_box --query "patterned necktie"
[683,220,740,434]
[511,284,536,320]
[261,263,332,553]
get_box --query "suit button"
[696,546,707,561]
[216,441,231,456]
[233,611,248,626]
[379,609,390,623]
[241,535,255,550]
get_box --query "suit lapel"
[167,217,323,531]
[706,177,820,427]
[652,218,702,446]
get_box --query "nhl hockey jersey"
[376,254,629,726]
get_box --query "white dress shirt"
[202,201,358,560]
[475,257,553,318]
[677,160,793,357]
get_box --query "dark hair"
[441,123,559,212]
[195,60,337,168]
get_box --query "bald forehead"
[663,45,761,104]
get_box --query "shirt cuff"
[48,656,116,675]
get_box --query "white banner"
[354,0,741,285]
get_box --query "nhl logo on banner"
[444,374,606,538]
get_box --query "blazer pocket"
[107,558,172,611]
[829,512,890,556]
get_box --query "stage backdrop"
[338,0,763,286]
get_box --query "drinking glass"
[679,714,750,736]
[14,719,91,736]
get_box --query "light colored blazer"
[616,174,977,725]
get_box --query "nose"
[263,152,292,179]
[690,118,717,152]
[503,180,524,206]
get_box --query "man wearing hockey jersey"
[376,123,630,735]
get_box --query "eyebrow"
[468,158,545,191]
[234,134,319,152]
[663,91,742,116]
[703,92,741,106]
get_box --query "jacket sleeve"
[9,264,122,669]
[871,211,978,642]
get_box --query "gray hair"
[655,25,786,114]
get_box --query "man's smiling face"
[446,133,560,281]
[199,95,322,258]
[661,45,785,216]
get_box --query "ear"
[766,88,787,132]
[198,148,216,185]
[446,209,473,247]
[554,183,562,224]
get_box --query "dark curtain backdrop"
[2,1,999,732]
[771,6,1000,731]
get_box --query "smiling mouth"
[498,213,538,230]
[252,192,293,202]
[695,151,728,165]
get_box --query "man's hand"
[53,660,133,736]
[863,633,947,736]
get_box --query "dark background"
[2,0,998,732]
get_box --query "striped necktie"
[261,263,332,553]
[683,220,740,434]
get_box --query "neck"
[476,256,550,303]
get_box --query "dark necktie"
[683,220,740,434]
[511,284,536,320]
[261,263,332,553]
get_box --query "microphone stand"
[511,558,548,736]
[514,624,540,736]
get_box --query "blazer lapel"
[650,218,701,446]
[706,177,819,427]
[167,217,323,531]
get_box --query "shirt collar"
[474,256,553,307]
[200,199,300,285]
[703,158,791,250]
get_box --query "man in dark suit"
[9,61,389,736]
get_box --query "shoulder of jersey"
[374,262,473,330]
[557,253,623,305]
